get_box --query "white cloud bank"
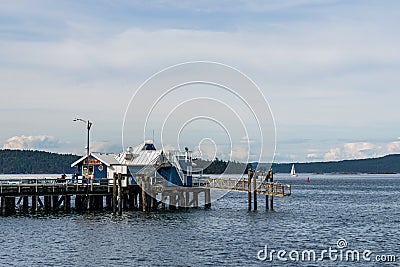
[323,141,400,161]
[2,135,61,150]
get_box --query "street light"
[73,118,93,182]
[73,118,92,157]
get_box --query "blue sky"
[1,0,400,162]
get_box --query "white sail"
[290,164,298,177]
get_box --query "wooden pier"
[0,170,290,215]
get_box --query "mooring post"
[112,173,117,214]
[269,169,274,211]
[118,173,123,215]
[248,169,252,211]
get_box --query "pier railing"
[193,177,291,197]
[0,177,111,196]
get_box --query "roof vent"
[125,146,133,160]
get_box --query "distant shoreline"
[1,149,400,175]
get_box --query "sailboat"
[290,164,298,177]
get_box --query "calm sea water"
[0,174,399,266]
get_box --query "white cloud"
[324,142,387,161]
[324,148,341,161]
[90,141,121,153]
[387,141,400,154]
[306,153,319,159]
[2,135,61,150]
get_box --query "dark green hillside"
[0,150,80,174]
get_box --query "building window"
[83,165,94,176]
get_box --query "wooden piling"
[253,173,257,211]
[105,195,112,210]
[112,173,117,214]
[205,189,211,209]
[152,196,158,210]
[138,190,143,210]
[265,172,269,210]
[23,196,29,212]
[0,197,4,215]
[64,195,71,211]
[248,170,252,211]
[32,196,38,212]
[141,178,147,212]
[128,193,136,210]
[269,170,274,211]
[118,173,123,215]
[193,192,199,208]
[169,194,176,210]
[161,193,166,209]
[52,195,59,211]
[4,197,15,215]
[44,196,51,211]
[185,191,190,208]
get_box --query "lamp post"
[73,118,92,157]
[73,118,93,184]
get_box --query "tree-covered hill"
[0,149,80,174]
[197,154,400,174]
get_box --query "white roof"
[71,141,163,168]
[115,149,161,166]
[70,152,119,167]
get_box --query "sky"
[1,0,400,163]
